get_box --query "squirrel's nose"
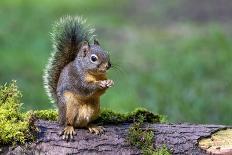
[107,62,111,70]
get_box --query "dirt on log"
[2,120,231,155]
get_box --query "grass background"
[0,0,232,124]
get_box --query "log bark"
[2,120,231,155]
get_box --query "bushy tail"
[43,16,95,103]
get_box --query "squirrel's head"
[75,40,111,75]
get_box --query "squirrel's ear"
[79,41,90,57]
[94,39,100,46]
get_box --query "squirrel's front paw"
[60,126,76,141]
[99,80,114,89]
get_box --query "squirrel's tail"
[43,16,95,103]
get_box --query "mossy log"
[2,120,232,155]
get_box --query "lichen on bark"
[198,128,232,154]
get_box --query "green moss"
[0,81,36,145]
[127,115,170,155]
[33,107,165,125]
[94,109,126,124]
[152,145,170,155]
[94,108,165,124]
[32,109,58,121]
[127,108,167,123]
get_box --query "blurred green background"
[0,0,232,125]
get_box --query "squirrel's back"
[43,16,95,103]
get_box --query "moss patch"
[33,108,165,125]
[94,108,166,125]
[32,109,58,121]
[0,81,36,145]
[127,115,170,155]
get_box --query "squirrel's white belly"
[74,102,100,128]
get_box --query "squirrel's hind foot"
[60,125,76,141]
[88,125,104,135]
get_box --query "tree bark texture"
[2,120,231,155]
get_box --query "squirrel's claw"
[60,126,76,141]
[106,80,114,87]
[99,80,114,89]
[88,125,104,135]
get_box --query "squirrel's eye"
[90,54,98,62]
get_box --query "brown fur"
[63,72,106,128]
[64,90,100,128]
[85,72,107,83]
[85,72,107,97]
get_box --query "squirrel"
[43,16,114,140]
